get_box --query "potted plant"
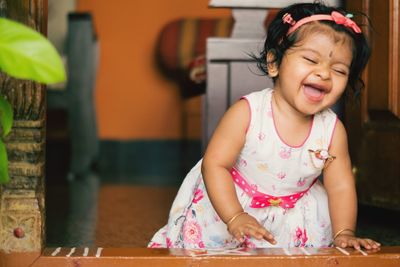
[0,17,65,184]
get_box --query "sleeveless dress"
[149,88,338,249]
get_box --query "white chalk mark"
[300,247,311,255]
[186,248,252,257]
[83,247,89,256]
[335,246,350,255]
[283,247,292,255]
[51,247,61,256]
[96,247,103,257]
[356,247,368,256]
[66,247,76,257]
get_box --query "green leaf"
[0,94,13,137]
[0,140,10,184]
[0,17,66,84]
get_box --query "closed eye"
[303,57,317,64]
[333,68,348,76]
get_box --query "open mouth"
[302,84,326,102]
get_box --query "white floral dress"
[149,88,337,249]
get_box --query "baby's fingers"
[339,237,363,249]
[340,237,381,251]
[347,238,362,249]
[232,229,245,243]
[335,236,354,248]
[359,238,381,250]
[245,225,276,244]
[258,227,277,244]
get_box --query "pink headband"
[283,11,362,35]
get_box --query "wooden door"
[346,0,400,210]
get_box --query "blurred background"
[46,0,233,184]
[45,0,233,248]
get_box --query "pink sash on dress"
[230,167,317,209]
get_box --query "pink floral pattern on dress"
[250,184,258,195]
[183,220,203,245]
[294,227,308,247]
[277,172,286,180]
[166,237,173,248]
[238,159,247,167]
[241,236,256,248]
[149,242,162,248]
[279,147,292,159]
[258,132,266,141]
[213,214,221,223]
[297,177,306,187]
[193,189,204,204]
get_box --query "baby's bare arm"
[202,100,249,223]
[202,100,275,244]
[324,120,380,249]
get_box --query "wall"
[76,0,230,140]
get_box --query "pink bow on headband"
[284,11,362,35]
[330,11,361,33]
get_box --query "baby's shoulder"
[316,108,337,122]
[243,88,272,99]
[313,108,339,143]
[241,88,272,106]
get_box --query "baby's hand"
[333,234,381,250]
[227,212,276,244]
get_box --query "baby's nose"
[314,66,331,80]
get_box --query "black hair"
[254,2,371,95]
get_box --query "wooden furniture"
[2,246,399,267]
[345,0,400,210]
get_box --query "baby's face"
[273,25,353,116]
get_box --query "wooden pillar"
[0,0,47,253]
